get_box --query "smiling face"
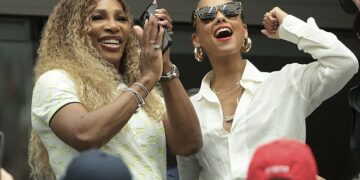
[87,0,130,68]
[193,0,248,57]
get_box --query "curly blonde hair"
[28,0,165,179]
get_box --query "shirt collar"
[241,60,265,83]
[194,60,265,102]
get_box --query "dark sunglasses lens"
[196,6,217,23]
[220,3,241,18]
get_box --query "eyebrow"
[92,9,125,14]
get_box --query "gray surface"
[0,0,355,29]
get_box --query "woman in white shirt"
[28,0,202,179]
[177,0,359,179]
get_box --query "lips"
[98,36,123,51]
[101,39,120,45]
[214,26,233,39]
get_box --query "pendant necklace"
[211,81,243,122]
[223,114,235,122]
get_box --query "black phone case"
[139,3,172,54]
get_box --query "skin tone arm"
[135,9,203,156]
[160,65,202,156]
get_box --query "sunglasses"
[193,2,243,25]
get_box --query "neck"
[209,53,246,91]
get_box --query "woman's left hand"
[261,7,288,39]
[134,15,164,81]
[154,8,173,69]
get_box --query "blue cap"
[62,149,132,180]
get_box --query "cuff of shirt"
[279,15,308,45]
[279,15,329,46]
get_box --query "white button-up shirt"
[177,15,358,180]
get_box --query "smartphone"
[139,1,172,54]
[0,131,4,168]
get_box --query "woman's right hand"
[261,7,288,39]
[133,15,164,82]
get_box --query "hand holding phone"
[139,1,172,54]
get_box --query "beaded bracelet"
[134,82,149,97]
[124,87,145,112]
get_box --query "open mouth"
[97,37,124,51]
[100,39,121,47]
[214,27,233,39]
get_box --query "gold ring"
[153,44,161,49]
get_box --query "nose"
[104,20,120,33]
[214,11,226,24]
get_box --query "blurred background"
[0,0,359,179]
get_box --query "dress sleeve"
[278,15,359,111]
[31,70,81,125]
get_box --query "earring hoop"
[194,47,204,62]
[242,37,252,53]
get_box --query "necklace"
[224,114,234,122]
[217,86,243,101]
[220,86,244,122]
[212,82,241,95]
[211,81,244,122]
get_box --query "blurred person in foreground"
[61,149,131,180]
[247,139,325,180]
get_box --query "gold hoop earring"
[242,37,252,53]
[194,47,204,62]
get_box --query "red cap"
[247,139,318,180]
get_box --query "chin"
[103,56,121,67]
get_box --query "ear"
[243,24,249,38]
[192,33,200,47]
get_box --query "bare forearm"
[160,78,202,155]
[75,93,140,149]
[52,76,157,151]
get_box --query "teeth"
[101,39,120,45]
[215,28,232,36]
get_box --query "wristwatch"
[160,64,179,81]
